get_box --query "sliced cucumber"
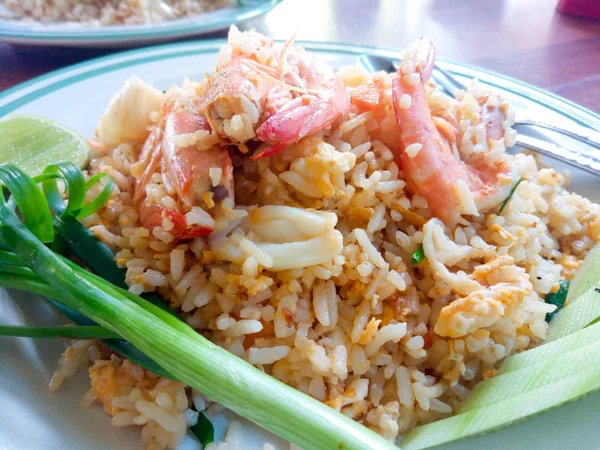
[567,243,600,301]
[547,243,600,340]
[498,319,600,374]
[402,365,600,450]
[547,285,600,341]
[461,335,600,412]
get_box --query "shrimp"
[392,39,517,225]
[133,105,233,240]
[199,28,350,160]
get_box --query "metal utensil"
[355,54,600,177]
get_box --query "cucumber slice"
[498,319,600,374]
[461,334,600,412]
[567,243,600,301]
[402,365,600,450]
[547,243,600,341]
[547,285,600,341]
[0,114,89,179]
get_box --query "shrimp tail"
[251,143,288,160]
[140,203,213,239]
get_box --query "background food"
[1,0,234,25]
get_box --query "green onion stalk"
[0,163,398,450]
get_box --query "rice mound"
[54,28,600,449]
[1,0,234,26]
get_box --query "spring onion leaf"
[497,177,523,215]
[0,164,54,242]
[53,215,178,318]
[0,253,186,379]
[0,325,120,339]
[77,172,115,219]
[0,163,396,450]
[42,163,87,217]
[545,279,569,322]
[37,161,174,317]
[411,245,425,265]
[0,260,177,380]
[190,411,215,446]
[45,298,175,380]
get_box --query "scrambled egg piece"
[90,358,163,416]
[434,278,531,338]
[282,138,356,199]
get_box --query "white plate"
[0,1,282,47]
[0,41,599,450]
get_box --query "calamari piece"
[422,218,482,296]
[247,205,338,243]
[434,277,532,338]
[255,232,343,271]
[243,205,343,271]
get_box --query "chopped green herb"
[545,279,570,322]
[497,177,523,215]
[411,245,425,265]
[190,411,214,446]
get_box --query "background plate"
[0,1,282,47]
[0,40,599,450]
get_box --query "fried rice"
[51,26,600,449]
[1,0,234,26]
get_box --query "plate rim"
[1,39,599,128]
[0,0,283,42]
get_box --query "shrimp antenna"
[205,73,214,88]
[278,30,298,77]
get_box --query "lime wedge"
[0,114,90,178]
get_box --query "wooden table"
[2,0,600,112]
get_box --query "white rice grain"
[354,228,388,269]
[248,346,291,364]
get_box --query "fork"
[356,54,600,177]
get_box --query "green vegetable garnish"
[190,411,215,446]
[411,245,425,264]
[0,325,120,339]
[0,115,89,179]
[497,177,523,215]
[545,279,570,322]
[0,162,396,450]
[403,351,600,450]
[547,244,600,341]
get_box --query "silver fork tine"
[516,134,600,177]
[431,65,465,97]
[516,120,600,151]
[433,64,600,150]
